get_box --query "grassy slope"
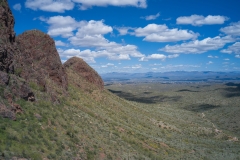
[1,77,240,159]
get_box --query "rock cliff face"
[0,0,15,73]
[64,57,104,90]
[15,30,68,94]
[0,0,34,120]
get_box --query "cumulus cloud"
[160,36,234,54]
[25,0,74,13]
[221,42,240,54]
[101,63,115,68]
[124,64,142,69]
[133,24,198,42]
[13,3,21,11]
[58,48,96,63]
[72,0,147,10]
[115,27,135,35]
[141,13,160,20]
[235,55,240,58]
[55,40,67,46]
[220,21,240,36]
[139,54,179,61]
[57,45,143,63]
[207,61,213,65]
[176,15,228,26]
[46,16,81,37]
[208,55,218,58]
[44,16,144,62]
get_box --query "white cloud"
[221,42,240,54]
[124,64,142,69]
[57,45,143,63]
[55,40,67,46]
[145,54,166,60]
[133,24,198,42]
[38,16,48,22]
[58,48,96,63]
[139,53,179,61]
[76,20,113,36]
[116,27,135,35]
[208,55,218,58]
[13,3,21,11]
[224,58,230,61]
[44,16,144,62]
[25,0,74,13]
[67,20,114,47]
[46,16,80,37]
[167,54,179,58]
[235,55,240,58]
[220,21,240,36]
[132,64,142,69]
[177,15,228,26]
[207,61,213,65]
[101,63,115,68]
[152,63,162,66]
[160,36,234,54]
[141,13,160,20]
[72,0,147,10]
[107,63,114,66]
[160,64,201,71]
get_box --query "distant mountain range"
[101,71,240,84]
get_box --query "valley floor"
[106,82,240,159]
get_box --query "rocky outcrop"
[0,0,34,100]
[64,57,104,90]
[0,0,15,73]
[15,30,68,97]
[0,0,34,120]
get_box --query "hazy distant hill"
[101,71,240,84]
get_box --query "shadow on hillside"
[176,89,199,92]
[108,89,181,104]
[184,104,220,112]
[223,82,240,98]
[143,92,152,94]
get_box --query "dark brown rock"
[0,70,9,85]
[0,0,15,73]
[0,0,35,111]
[0,103,16,120]
[0,102,22,121]
[64,57,104,90]
[5,74,35,101]
[16,30,68,94]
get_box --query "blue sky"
[9,0,240,73]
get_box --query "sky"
[8,0,240,73]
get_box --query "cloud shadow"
[108,89,181,104]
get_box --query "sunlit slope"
[1,77,240,159]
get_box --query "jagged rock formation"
[0,0,15,73]
[64,57,104,90]
[0,0,34,120]
[15,30,68,100]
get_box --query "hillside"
[0,0,240,159]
